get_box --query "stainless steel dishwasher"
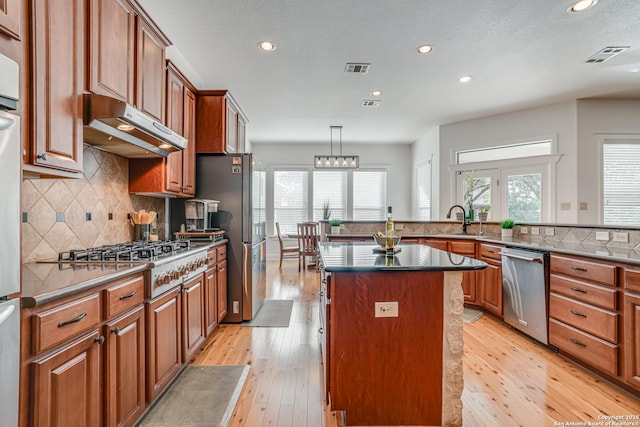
[501,247,549,344]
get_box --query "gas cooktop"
[50,240,192,263]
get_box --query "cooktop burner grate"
[57,240,191,262]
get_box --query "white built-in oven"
[0,52,20,427]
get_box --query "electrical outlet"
[233,301,240,313]
[580,202,588,211]
[531,227,540,235]
[340,224,345,230]
[595,231,609,241]
[560,202,571,211]
[374,301,398,318]
[545,227,555,236]
[395,224,404,231]
[613,232,629,243]
[520,226,528,234]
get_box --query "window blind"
[274,170,309,234]
[416,163,431,220]
[313,171,347,221]
[603,143,640,225]
[353,171,387,220]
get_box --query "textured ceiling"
[138,0,640,146]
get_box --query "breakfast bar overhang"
[318,242,487,427]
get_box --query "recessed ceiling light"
[459,75,473,83]
[258,40,276,51]
[117,124,134,131]
[629,68,640,73]
[568,0,597,13]
[370,90,382,97]
[416,44,433,54]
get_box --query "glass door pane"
[506,173,542,222]
[456,170,498,220]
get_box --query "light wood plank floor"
[191,260,640,427]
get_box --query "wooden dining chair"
[297,222,319,271]
[276,222,300,269]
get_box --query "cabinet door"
[237,115,246,153]
[105,306,145,427]
[624,291,640,391]
[480,262,503,317]
[146,287,181,402]
[461,270,477,303]
[204,267,218,335]
[0,0,20,40]
[182,275,206,363]
[423,239,448,251]
[165,66,184,193]
[31,330,102,427]
[181,88,196,195]
[136,17,165,123]
[217,260,228,321]
[88,0,135,102]
[225,100,238,153]
[31,0,84,173]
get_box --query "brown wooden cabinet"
[196,90,248,154]
[217,246,228,322]
[29,0,84,173]
[0,0,20,40]
[129,61,196,197]
[623,267,640,391]
[145,286,182,402]
[204,248,219,335]
[477,243,503,316]
[181,274,206,363]
[135,16,166,122]
[423,238,477,303]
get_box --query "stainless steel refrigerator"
[0,53,21,427]
[196,154,266,322]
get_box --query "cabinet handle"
[319,291,324,297]
[318,327,324,334]
[58,311,87,327]
[487,249,495,253]
[111,327,120,335]
[95,336,105,344]
[570,266,588,272]
[569,338,587,347]
[119,290,137,300]
[570,310,587,318]
[37,153,48,161]
[218,267,225,272]
[570,287,587,294]
[326,298,331,305]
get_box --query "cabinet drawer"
[217,245,227,261]
[623,267,640,294]
[478,243,502,261]
[32,294,101,354]
[207,248,217,268]
[550,255,616,287]
[549,293,618,343]
[550,274,618,311]
[549,319,618,376]
[449,240,476,256]
[103,274,145,319]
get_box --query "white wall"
[411,126,440,219]
[438,101,578,222]
[576,99,640,224]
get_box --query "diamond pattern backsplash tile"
[22,145,166,263]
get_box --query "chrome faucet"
[446,204,470,235]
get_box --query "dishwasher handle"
[500,252,544,263]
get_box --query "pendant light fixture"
[314,125,359,169]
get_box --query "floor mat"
[463,308,484,324]
[242,299,293,327]
[138,365,250,427]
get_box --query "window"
[353,171,387,220]
[313,171,347,221]
[602,142,640,225]
[273,170,308,234]
[252,169,266,225]
[506,173,542,222]
[415,161,431,220]
[456,139,552,164]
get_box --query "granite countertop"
[327,233,640,266]
[21,262,148,308]
[319,241,487,272]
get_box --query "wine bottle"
[385,206,394,249]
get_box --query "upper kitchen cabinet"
[27,0,84,175]
[129,61,195,197]
[88,0,168,123]
[196,90,248,154]
[0,0,20,40]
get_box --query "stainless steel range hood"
[83,93,187,158]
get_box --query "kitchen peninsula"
[318,242,487,427]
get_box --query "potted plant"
[322,201,332,221]
[501,219,515,238]
[478,207,490,222]
[330,219,341,235]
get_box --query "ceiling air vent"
[585,46,629,63]
[362,100,381,108]
[345,63,370,74]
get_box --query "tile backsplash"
[21,146,165,262]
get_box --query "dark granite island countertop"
[319,241,487,272]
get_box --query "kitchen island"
[319,242,487,427]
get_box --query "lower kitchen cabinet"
[31,330,103,427]
[182,274,206,363]
[146,286,182,402]
[423,239,477,303]
[623,267,640,391]
[217,245,228,322]
[204,261,219,335]
[105,306,146,427]
[477,243,503,317]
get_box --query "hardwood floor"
[190,260,639,427]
